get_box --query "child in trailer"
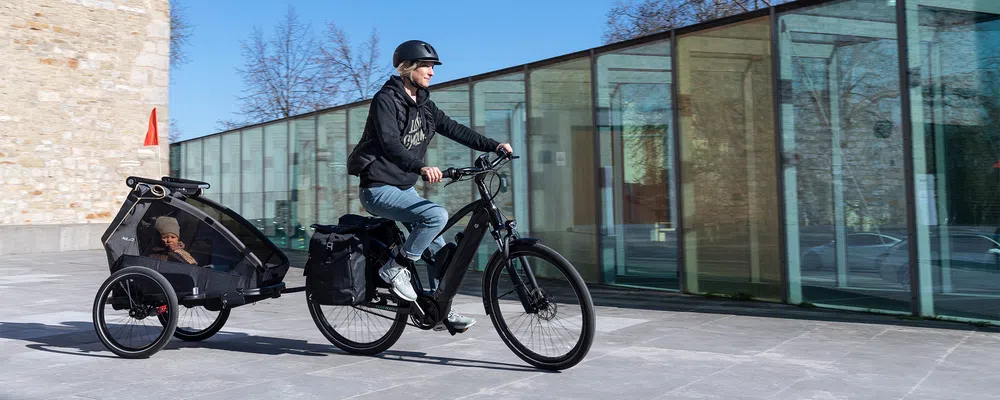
[147,216,199,266]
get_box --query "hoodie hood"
[385,75,430,107]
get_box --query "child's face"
[161,233,179,248]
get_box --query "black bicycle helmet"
[393,40,442,68]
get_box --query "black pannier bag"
[304,214,404,305]
[304,222,369,306]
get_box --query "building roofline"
[173,0,825,145]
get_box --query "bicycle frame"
[411,153,542,316]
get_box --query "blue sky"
[169,0,616,141]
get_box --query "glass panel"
[240,127,264,235]
[183,140,202,182]
[596,39,678,290]
[423,84,473,217]
[220,132,241,213]
[472,73,527,271]
[263,122,289,248]
[908,0,1000,322]
[290,117,316,251]
[201,136,221,202]
[779,0,910,312]
[169,143,183,178]
[528,57,599,282]
[318,110,348,224]
[347,104,370,216]
[424,84,474,262]
[678,17,782,300]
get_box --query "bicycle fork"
[497,233,544,315]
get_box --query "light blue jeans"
[359,185,448,288]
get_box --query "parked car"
[800,232,904,271]
[876,232,1000,293]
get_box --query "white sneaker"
[378,261,418,302]
[434,309,476,331]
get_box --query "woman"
[347,40,513,332]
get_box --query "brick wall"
[0,0,169,253]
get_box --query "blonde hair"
[396,60,419,81]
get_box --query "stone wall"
[0,0,170,254]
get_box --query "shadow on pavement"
[0,320,540,372]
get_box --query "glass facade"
[679,17,783,300]
[781,0,912,312]
[906,0,1000,321]
[596,40,678,289]
[170,0,1000,325]
[528,58,600,282]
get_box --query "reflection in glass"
[908,0,1000,321]
[596,40,678,290]
[528,58,599,281]
[201,136,220,202]
[347,104,369,215]
[318,110,347,224]
[263,122,289,248]
[423,84,474,220]
[241,128,264,225]
[678,17,782,300]
[169,143,183,179]
[473,73,527,270]
[220,132,241,213]
[290,117,316,250]
[779,0,910,312]
[183,140,202,183]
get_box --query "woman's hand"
[496,143,513,155]
[421,166,443,183]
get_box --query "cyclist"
[347,40,513,331]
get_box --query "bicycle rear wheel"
[482,242,596,370]
[307,288,408,355]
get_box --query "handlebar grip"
[420,168,456,181]
[161,176,211,189]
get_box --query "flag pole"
[157,143,163,178]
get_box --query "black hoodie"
[347,76,500,189]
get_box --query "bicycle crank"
[409,294,441,330]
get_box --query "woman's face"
[410,61,435,88]
[161,233,179,249]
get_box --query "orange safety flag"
[143,108,159,146]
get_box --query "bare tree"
[603,0,785,44]
[219,6,338,130]
[168,119,183,143]
[319,24,393,103]
[169,1,194,68]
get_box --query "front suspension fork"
[496,231,543,314]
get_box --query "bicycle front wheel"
[482,242,596,370]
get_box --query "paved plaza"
[2,249,999,399]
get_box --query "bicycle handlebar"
[126,176,210,191]
[420,149,517,182]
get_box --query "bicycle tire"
[158,306,230,342]
[306,292,408,356]
[482,242,596,370]
[93,266,178,358]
